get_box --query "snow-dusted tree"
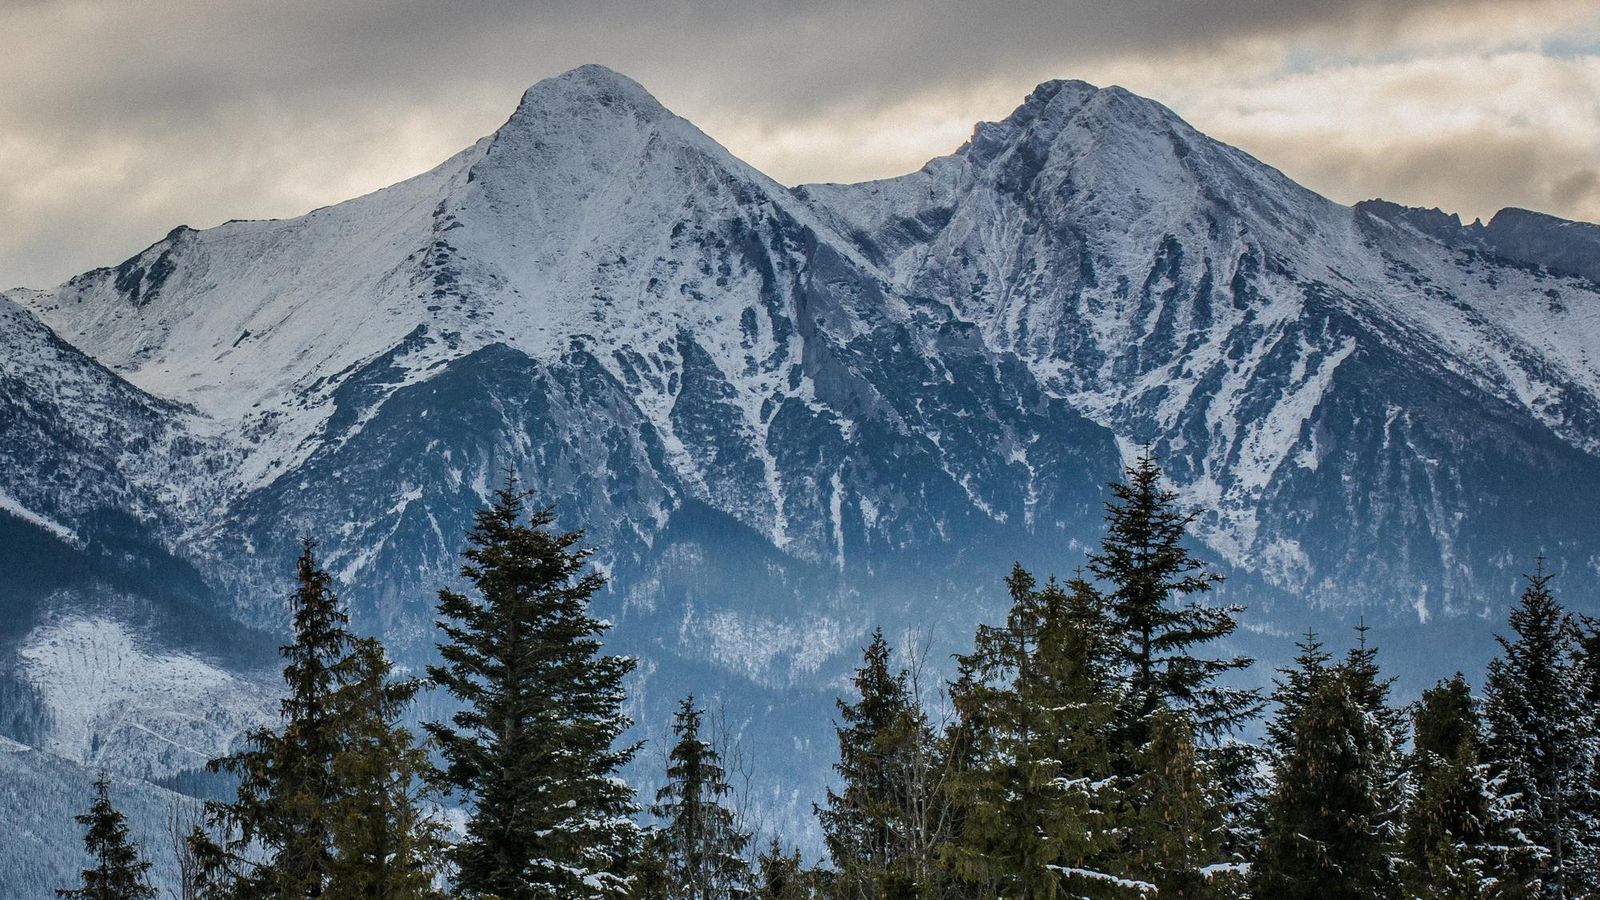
[1400,674,1540,900]
[946,566,1138,898]
[1482,565,1597,898]
[426,483,640,900]
[1254,630,1405,900]
[57,775,156,900]
[650,697,750,900]
[1128,709,1245,898]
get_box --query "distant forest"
[55,453,1600,899]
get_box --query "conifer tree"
[1253,631,1404,900]
[1128,710,1243,899]
[630,832,672,900]
[753,838,814,900]
[1482,565,1598,898]
[195,539,359,898]
[818,628,935,898]
[946,567,1136,898]
[325,637,446,899]
[1400,674,1524,900]
[650,696,750,900]
[1086,450,1259,747]
[1341,622,1408,890]
[426,482,640,900]
[193,540,442,898]
[58,775,156,900]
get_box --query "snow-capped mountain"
[5,65,1600,888]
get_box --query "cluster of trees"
[57,456,1600,898]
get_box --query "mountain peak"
[509,64,669,127]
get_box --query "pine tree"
[650,696,750,900]
[1086,450,1259,747]
[1085,451,1259,889]
[193,539,443,898]
[325,637,446,899]
[57,775,156,900]
[426,482,640,900]
[1341,623,1407,895]
[1253,631,1405,900]
[195,539,360,898]
[1481,565,1598,899]
[818,628,936,899]
[946,567,1137,898]
[630,832,673,900]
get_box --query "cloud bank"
[2,0,1597,288]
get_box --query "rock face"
[4,65,1600,874]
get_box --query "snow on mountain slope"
[800,78,1600,608]
[0,295,222,535]
[16,139,487,492]
[7,63,1600,866]
[17,616,273,780]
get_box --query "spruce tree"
[325,637,446,899]
[1400,674,1526,900]
[426,482,640,900]
[946,567,1136,898]
[650,696,750,900]
[1341,622,1407,894]
[1481,565,1598,898]
[818,628,932,898]
[1128,710,1242,899]
[196,539,359,897]
[753,838,814,900]
[57,775,156,900]
[1086,449,1258,746]
[1253,631,1404,900]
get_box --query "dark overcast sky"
[3,0,1598,289]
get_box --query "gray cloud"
[1,0,1596,287]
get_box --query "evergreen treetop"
[1482,564,1598,898]
[197,538,359,898]
[57,776,156,900]
[1087,449,1258,743]
[426,481,640,900]
[650,696,750,900]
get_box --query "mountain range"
[4,64,1600,893]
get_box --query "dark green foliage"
[650,696,750,900]
[1086,450,1259,746]
[193,540,442,899]
[57,776,155,900]
[818,629,943,899]
[1084,452,1259,891]
[753,838,817,900]
[1127,710,1242,898]
[426,482,640,899]
[196,539,359,898]
[1482,566,1598,898]
[946,567,1135,898]
[1401,674,1535,900]
[324,638,446,899]
[1254,630,1405,900]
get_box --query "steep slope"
[800,79,1600,615]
